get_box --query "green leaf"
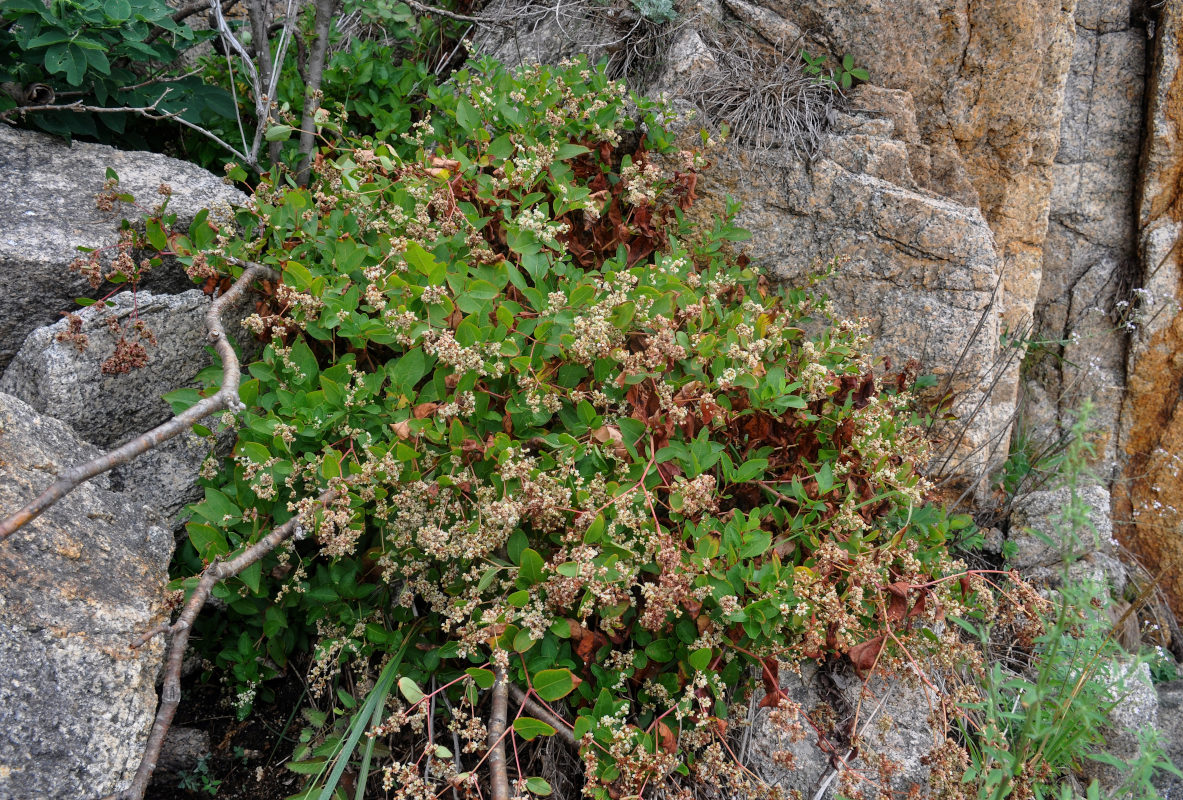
[507,589,530,608]
[455,98,480,133]
[105,0,132,21]
[25,31,71,49]
[512,717,556,740]
[187,522,229,558]
[518,548,544,586]
[286,758,329,775]
[525,777,553,796]
[555,142,591,160]
[816,462,834,494]
[644,639,673,663]
[533,668,575,702]
[145,218,168,251]
[466,668,496,689]
[193,487,239,524]
[283,261,314,290]
[321,449,342,479]
[265,124,294,142]
[513,628,536,653]
[688,647,712,671]
[398,677,425,704]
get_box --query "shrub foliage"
[161,56,972,797]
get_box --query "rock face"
[1008,484,1128,595]
[681,94,1009,480]
[0,391,172,799]
[745,663,935,798]
[1155,679,1183,798]
[1115,0,1183,616]
[1027,0,1148,470]
[745,0,1077,344]
[0,289,216,448]
[0,288,227,519]
[0,124,245,371]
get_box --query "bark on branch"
[102,488,340,800]
[488,663,511,800]
[0,263,278,542]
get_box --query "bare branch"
[488,663,511,800]
[0,263,278,542]
[404,0,498,25]
[0,88,258,170]
[0,92,177,123]
[104,488,340,800]
[296,0,341,186]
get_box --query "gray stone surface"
[0,391,172,799]
[1082,660,1161,794]
[0,124,245,371]
[1155,679,1183,798]
[1,288,216,448]
[155,727,212,775]
[1008,484,1128,595]
[743,663,935,798]
[677,99,1009,483]
[1027,0,1147,474]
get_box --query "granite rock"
[0,391,172,799]
[0,124,245,371]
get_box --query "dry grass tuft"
[686,27,836,159]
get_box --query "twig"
[0,263,278,542]
[405,0,500,25]
[488,662,511,800]
[507,684,577,748]
[103,488,340,800]
[0,91,177,123]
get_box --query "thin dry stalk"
[0,263,278,542]
[101,488,340,800]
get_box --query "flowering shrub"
[167,55,975,797]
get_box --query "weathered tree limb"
[101,488,340,800]
[296,0,341,186]
[0,263,278,542]
[488,662,511,800]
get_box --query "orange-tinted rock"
[1117,3,1183,616]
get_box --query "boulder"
[0,286,258,520]
[0,124,245,371]
[0,391,172,799]
[1082,660,1162,794]
[1155,679,1183,798]
[1007,484,1127,595]
[0,288,216,448]
[742,663,936,798]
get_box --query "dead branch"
[488,662,511,800]
[0,263,278,542]
[0,87,257,169]
[405,0,498,25]
[102,488,341,800]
